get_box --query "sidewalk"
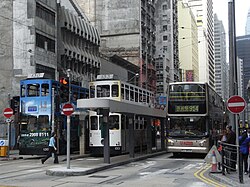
[210,170,250,186]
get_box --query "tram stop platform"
[46,151,167,176]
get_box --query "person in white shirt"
[41,132,59,164]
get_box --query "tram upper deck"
[89,74,155,108]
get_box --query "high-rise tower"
[246,8,250,35]
[187,0,215,88]
[214,14,228,100]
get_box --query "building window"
[163,35,168,41]
[36,33,55,53]
[163,25,168,31]
[36,3,55,26]
[162,5,168,10]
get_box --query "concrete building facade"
[0,0,101,145]
[154,0,179,101]
[0,0,13,135]
[214,14,228,100]
[178,0,199,82]
[76,0,157,92]
[187,0,215,88]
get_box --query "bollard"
[211,150,218,173]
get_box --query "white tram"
[88,74,154,155]
[89,74,155,107]
[89,111,148,155]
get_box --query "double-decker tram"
[19,73,89,155]
[89,111,147,155]
[167,82,225,155]
[87,74,154,155]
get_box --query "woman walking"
[41,132,59,164]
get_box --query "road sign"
[62,103,74,116]
[227,95,246,114]
[3,108,13,118]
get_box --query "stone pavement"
[209,169,250,186]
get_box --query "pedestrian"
[239,130,250,175]
[225,125,236,172]
[41,132,59,164]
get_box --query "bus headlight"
[199,140,206,147]
[168,139,174,146]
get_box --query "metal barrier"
[218,141,243,183]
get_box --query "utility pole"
[228,0,242,183]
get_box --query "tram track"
[0,161,49,180]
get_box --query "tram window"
[112,85,119,97]
[121,84,124,99]
[21,85,26,97]
[135,88,138,102]
[72,92,78,101]
[125,85,129,100]
[139,91,143,103]
[90,85,95,98]
[129,87,134,101]
[135,120,139,129]
[27,116,38,131]
[27,84,40,97]
[143,91,146,103]
[97,85,110,97]
[146,93,149,104]
[90,116,98,130]
[41,83,49,96]
[38,115,49,130]
[109,115,119,130]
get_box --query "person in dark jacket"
[225,125,236,171]
[239,130,250,175]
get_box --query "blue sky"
[214,0,250,36]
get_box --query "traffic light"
[60,78,69,85]
[60,85,69,103]
[10,96,20,114]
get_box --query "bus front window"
[169,117,207,137]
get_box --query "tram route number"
[20,132,49,137]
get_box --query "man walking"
[41,132,59,164]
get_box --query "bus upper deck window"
[41,84,49,96]
[27,84,40,97]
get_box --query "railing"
[218,141,244,183]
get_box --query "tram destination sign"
[227,95,246,114]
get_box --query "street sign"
[3,108,13,118]
[227,95,246,114]
[62,103,74,116]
